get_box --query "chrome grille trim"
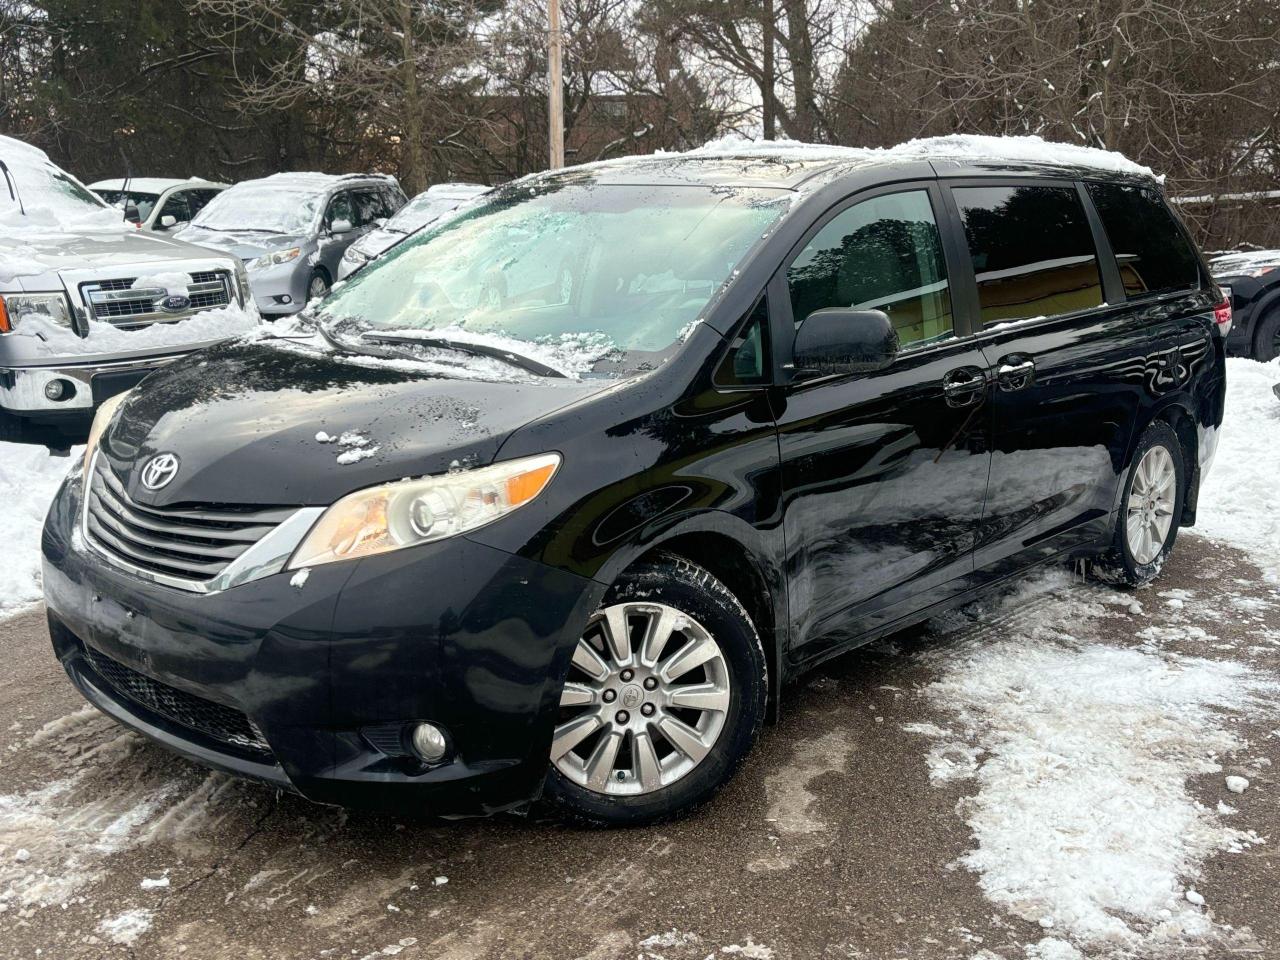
[80,271,233,328]
[80,452,324,594]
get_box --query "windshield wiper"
[361,332,566,378]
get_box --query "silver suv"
[176,173,407,316]
[0,136,254,440]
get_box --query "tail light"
[1212,295,1233,337]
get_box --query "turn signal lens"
[0,297,9,333]
[288,453,561,569]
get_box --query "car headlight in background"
[250,247,302,270]
[288,453,561,569]
[0,292,74,332]
[233,260,252,304]
[82,389,133,486]
[342,245,370,265]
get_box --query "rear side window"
[953,184,1104,325]
[1086,183,1200,298]
[787,189,953,348]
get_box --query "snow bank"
[681,133,1155,178]
[1194,358,1280,580]
[913,572,1276,953]
[0,443,80,614]
[12,302,260,358]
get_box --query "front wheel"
[1096,420,1185,587]
[1253,308,1280,363]
[544,555,767,826]
[307,269,330,304]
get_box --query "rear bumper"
[42,470,606,816]
[0,351,188,416]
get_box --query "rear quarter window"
[1086,182,1201,298]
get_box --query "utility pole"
[762,0,776,140]
[548,0,565,168]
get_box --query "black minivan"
[42,142,1229,826]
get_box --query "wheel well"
[1155,406,1199,525]
[632,533,781,718]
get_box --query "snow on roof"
[423,183,488,199]
[87,177,225,193]
[680,133,1156,178]
[231,171,396,194]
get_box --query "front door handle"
[942,366,988,407]
[996,355,1036,392]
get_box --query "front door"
[774,185,992,666]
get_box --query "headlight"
[250,247,302,270]
[0,292,74,332]
[288,452,560,570]
[82,389,133,486]
[233,261,252,304]
[342,246,369,265]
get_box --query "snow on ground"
[912,570,1276,954]
[0,443,80,613]
[1194,357,1280,580]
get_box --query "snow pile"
[912,572,1276,954]
[681,133,1155,178]
[12,301,260,357]
[131,271,197,297]
[1194,357,1280,580]
[0,443,80,613]
[97,907,154,945]
[0,135,125,237]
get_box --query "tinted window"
[716,295,770,386]
[954,185,1104,324]
[187,189,220,219]
[157,191,191,223]
[787,190,953,347]
[354,189,390,225]
[1087,183,1200,297]
[326,191,354,227]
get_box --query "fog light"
[409,722,448,763]
[44,379,75,402]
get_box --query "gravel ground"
[1,534,1277,960]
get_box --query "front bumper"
[42,471,605,816]
[0,351,188,417]
[247,261,310,315]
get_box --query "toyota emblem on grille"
[140,453,181,491]
[160,294,191,313]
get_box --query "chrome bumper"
[0,351,188,415]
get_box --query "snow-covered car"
[0,135,257,440]
[1208,250,1280,361]
[176,173,407,315]
[337,182,487,280]
[88,178,228,233]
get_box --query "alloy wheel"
[309,275,329,301]
[552,602,732,797]
[1125,444,1177,565]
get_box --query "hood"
[174,228,310,262]
[1,229,237,288]
[101,340,612,508]
[350,228,402,260]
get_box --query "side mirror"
[158,214,177,228]
[330,218,353,235]
[123,201,141,224]
[791,308,899,378]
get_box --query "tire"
[307,269,330,304]
[1095,420,1185,587]
[1253,308,1280,363]
[543,555,767,827]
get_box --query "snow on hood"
[12,302,260,357]
[174,226,308,262]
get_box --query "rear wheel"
[1253,308,1280,362]
[1096,421,1185,587]
[544,555,766,826]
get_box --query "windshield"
[191,184,322,234]
[0,154,113,221]
[318,181,789,359]
[94,189,161,221]
[385,195,466,234]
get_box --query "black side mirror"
[791,308,899,379]
[123,201,141,224]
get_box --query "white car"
[89,178,228,233]
[337,182,487,280]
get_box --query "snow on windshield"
[191,181,325,235]
[386,196,465,234]
[0,136,125,236]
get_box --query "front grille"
[84,646,270,755]
[84,457,295,587]
[80,270,233,328]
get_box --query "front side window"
[157,192,191,223]
[953,184,1104,325]
[1087,183,1200,298]
[786,189,953,348]
[326,192,354,228]
[318,182,788,360]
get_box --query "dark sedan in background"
[1210,250,1280,361]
